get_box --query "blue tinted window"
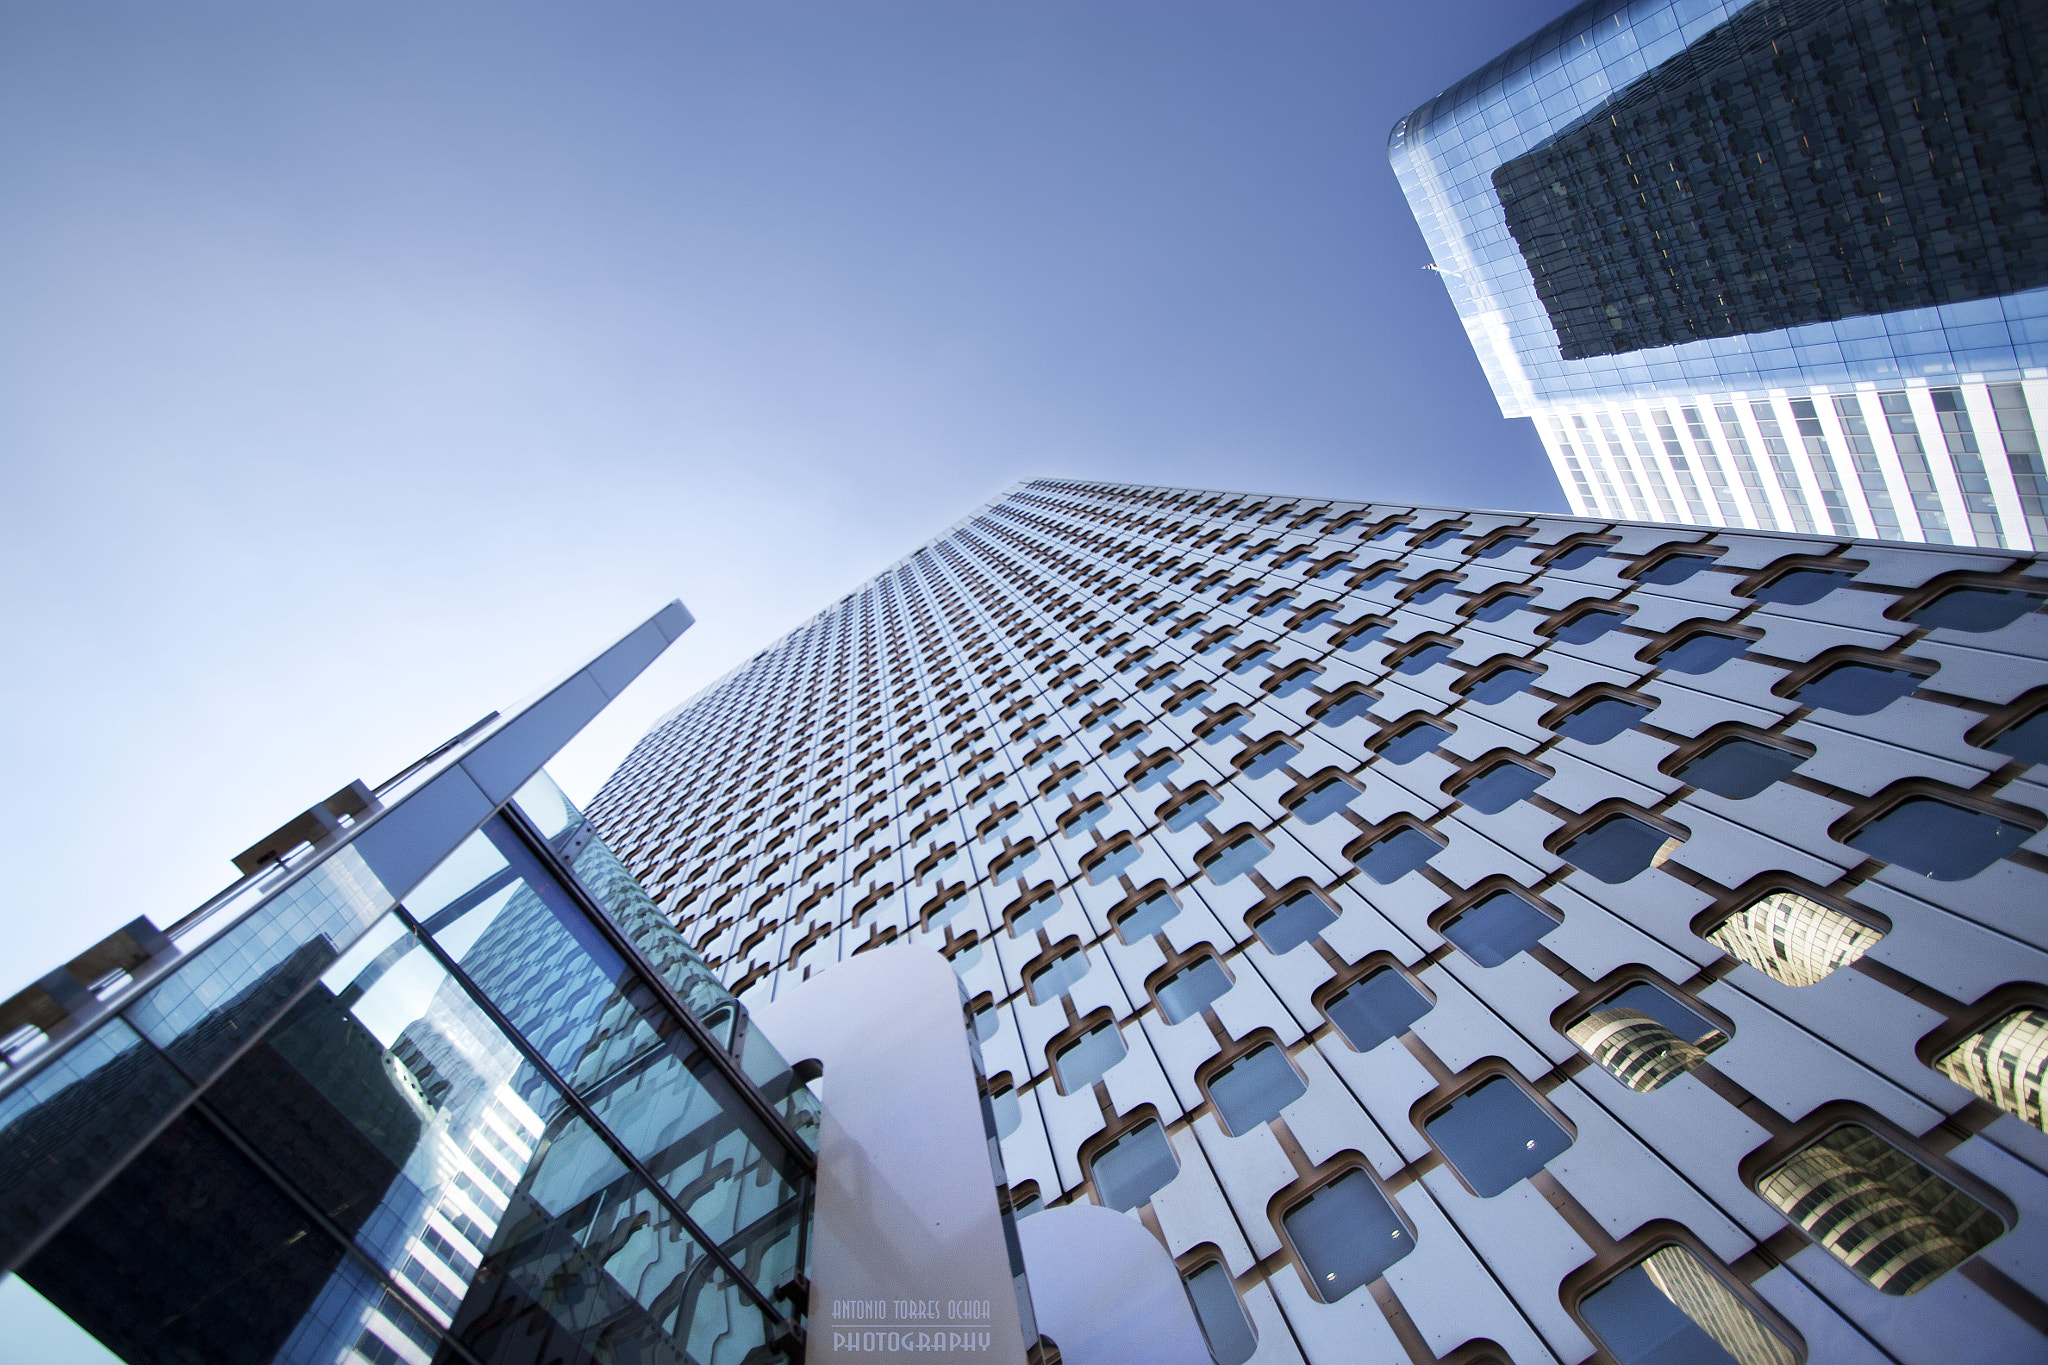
[1470,592,1536,622]
[1207,1045,1306,1134]
[1282,1171,1413,1301]
[1164,791,1221,832]
[1466,665,1539,705]
[1424,1077,1571,1197]
[1655,631,1749,673]
[1028,948,1090,1004]
[1204,836,1270,884]
[1086,841,1142,885]
[1270,666,1323,697]
[1242,740,1302,779]
[1311,558,1353,580]
[1909,587,2042,633]
[1792,662,1925,715]
[1415,528,1462,549]
[1752,568,1852,604]
[1582,1250,1776,1365]
[1553,697,1650,744]
[1376,720,1452,764]
[1847,796,2034,881]
[1054,1023,1125,1091]
[1475,533,1530,559]
[1062,801,1109,838]
[1292,605,1337,630]
[1456,761,1548,813]
[1393,642,1457,674]
[1255,892,1337,954]
[1182,1262,1257,1365]
[1987,707,2048,766]
[1636,553,1715,585]
[1549,543,1609,570]
[1357,566,1403,589]
[1552,608,1630,644]
[1092,1120,1178,1211]
[1339,622,1391,651]
[1560,814,1673,883]
[1132,756,1181,791]
[1325,968,1431,1051]
[1408,579,1461,605]
[1355,827,1446,884]
[1202,713,1251,744]
[1009,895,1059,938]
[1318,691,1377,726]
[1442,892,1557,966]
[1116,892,1180,944]
[1157,958,1232,1023]
[1677,738,1807,799]
[1229,647,1276,675]
[1291,779,1358,824]
[1167,686,1212,716]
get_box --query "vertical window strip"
[1930,388,2008,548]
[1712,402,1780,529]
[1623,411,1682,519]
[1989,384,2048,548]
[1596,413,1653,519]
[1788,398,1858,537]
[1655,409,1713,522]
[1552,415,1606,517]
[1877,391,1952,543]
[1749,400,1818,533]
[1681,405,1747,525]
[1830,395,1903,540]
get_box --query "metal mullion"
[397,907,801,1341]
[498,805,818,1176]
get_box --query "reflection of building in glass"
[1705,890,1882,987]
[1936,1007,2048,1133]
[1390,0,2048,546]
[1639,1244,1798,1365]
[1566,1007,1708,1093]
[1757,1124,2002,1294]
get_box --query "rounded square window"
[1675,737,1809,800]
[1907,586,2043,633]
[1703,890,1883,987]
[1551,607,1632,644]
[1635,552,1717,585]
[1155,956,1233,1024]
[1653,629,1751,674]
[1181,1260,1257,1365]
[1324,967,1431,1052]
[1567,982,1728,1092]
[1422,1075,1572,1196]
[1559,813,1680,884]
[1090,1119,1179,1212]
[1204,1043,1306,1135]
[1844,795,2036,881]
[1750,567,1852,605]
[1453,760,1549,814]
[1789,661,1928,715]
[1253,890,1337,955]
[1280,1169,1415,1302]
[1933,1006,2048,1133]
[1463,663,1540,705]
[1441,891,1558,967]
[1052,1022,1125,1092]
[1354,825,1447,885]
[1374,719,1453,764]
[1551,696,1652,744]
[1580,1244,1801,1365]
[1113,890,1180,945]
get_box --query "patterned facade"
[591,478,2048,1365]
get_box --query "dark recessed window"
[1653,631,1750,673]
[1909,586,2044,633]
[1325,968,1431,1051]
[1091,1120,1179,1212]
[1636,553,1716,585]
[1985,707,2048,766]
[1677,737,1809,799]
[1415,527,1463,549]
[1290,778,1358,824]
[1393,642,1457,675]
[1282,1170,1415,1302]
[1474,533,1530,559]
[1339,622,1391,652]
[1552,608,1630,644]
[1357,566,1403,590]
[1182,1262,1257,1365]
[1163,791,1222,833]
[1376,720,1452,764]
[1567,983,1728,1093]
[1455,761,1549,813]
[1751,568,1852,605]
[1085,841,1142,885]
[1157,958,1233,1023]
[1268,666,1323,697]
[1581,1246,1798,1365]
[1009,894,1059,938]
[1168,685,1213,716]
[987,1084,1022,1138]
[1552,697,1652,744]
[1442,891,1557,966]
[1424,1077,1571,1197]
[1846,796,2035,881]
[1207,1044,1307,1134]
[1115,891,1180,945]
[1028,948,1090,1004]
[1061,800,1109,838]
[1560,814,1676,883]
[1549,543,1609,570]
[1229,647,1276,676]
[1254,891,1337,954]
[1368,522,1409,542]
[1407,578,1461,605]
[1317,691,1378,727]
[973,1003,1000,1042]
[1241,740,1302,780]
[1469,591,1537,622]
[1355,826,1446,884]
[1791,661,1925,715]
[1053,1022,1125,1091]
[1466,664,1540,705]
[1204,835,1270,884]
[1202,712,1252,745]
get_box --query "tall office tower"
[592,479,2048,1365]
[1388,0,2048,548]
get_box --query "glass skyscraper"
[1390,0,2048,548]
[586,479,2048,1365]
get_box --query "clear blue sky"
[0,0,1581,999]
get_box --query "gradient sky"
[0,0,1584,1000]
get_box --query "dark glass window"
[1567,983,1727,1093]
[1636,553,1716,585]
[1376,720,1452,763]
[1909,587,2043,633]
[1846,796,2035,881]
[1415,528,1462,549]
[1206,1045,1306,1135]
[1677,738,1808,799]
[1393,642,1457,675]
[1442,892,1557,966]
[1115,892,1180,945]
[1474,533,1530,559]
[1357,566,1403,590]
[1182,1262,1257,1365]
[1203,835,1270,884]
[1282,1170,1414,1301]
[1028,948,1090,1004]
[1091,1120,1178,1212]
[1054,1023,1125,1092]
[1552,697,1651,744]
[1560,814,1674,883]
[1163,791,1222,833]
[1290,778,1358,824]
[1985,707,2048,766]
[1355,827,1446,884]
[1201,712,1251,745]
[1791,661,1925,715]
[1654,631,1750,674]
[1254,892,1337,954]
[1339,622,1391,652]
[1156,958,1232,1024]
[1228,646,1275,676]
[1552,608,1630,644]
[1317,691,1378,726]
[1751,569,1852,605]
[1581,1247,1796,1365]
[1424,1077,1571,1197]
[1268,666,1322,697]
[1455,761,1549,813]
[1084,841,1142,885]
[1408,578,1461,605]
[1241,740,1302,780]
[1465,664,1539,705]
[1469,591,1536,622]
[1549,543,1608,570]
[1325,969,1431,1051]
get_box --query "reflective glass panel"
[1091,1121,1178,1212]
[1424,1077,1571,1196]
[1325,969,1431,1052]
[1206,1045,1305,1135]
[1156,959,1232,1024]
[1442,892,1557,967]
[1282,1170,1413,1302]
[1254,892,1336,955]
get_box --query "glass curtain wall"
[0,773,817,1365]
